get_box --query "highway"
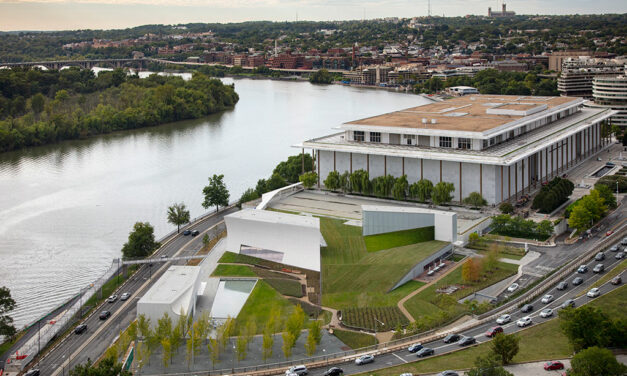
[30,206,238,376]
[307,240,626,376]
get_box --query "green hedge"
[341,306,409,331]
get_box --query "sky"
[0,0,625,31]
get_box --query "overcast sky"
[0,0,625,31]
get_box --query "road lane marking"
[392,353,408,363]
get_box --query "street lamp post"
[373,316,384,349]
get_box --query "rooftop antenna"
[428,0,431,17]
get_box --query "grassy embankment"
[356,285,626,376]
[332,329,378,349]
[364,227,435,252]
[233,280,296,334]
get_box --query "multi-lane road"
[307,239,626,376]
[29,206,238,375]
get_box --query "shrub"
[464,192,487,208]
[491,214,554,240]
[323,171,341,191]
[299,171,318,189]
[499,202,514,214]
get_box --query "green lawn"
[211,264,256,277]
[364,227,435,252]
[356,286,627,376]
[332,329,378,349]
[265,278,304,297]
[321,217,443,309]
[404,261,518,320]
[235,280,295,334]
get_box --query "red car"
[606,230,614,237]
[544,361,565,370]
[485,326,504,338]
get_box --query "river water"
[0,76,429,329]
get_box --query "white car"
[587,288,601,298]
[516,316,532,327]
[507,283,519,293]
[355,354,374,365]
[496,314,511,324]
[541,294,554,304]
[286,365,308,376]
[540,308,553,318]
[120,292,131,301]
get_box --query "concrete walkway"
[397,260,466,321]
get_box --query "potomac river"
[0,76,430,329]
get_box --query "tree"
[349,170,368,194]
[392,175,408,200]
[267,172,288,191]
[167,202,190,233]
[286,305,306,344]
[499,202,514,214]
[432,181,455,205]
[282,331,295,359]
[464,192,487,208]
[273,154,314,183]
[299,172,318,189]
[324,171,341,191]
[339,171,351,193]
[466,354,514,376]
[208,338,220,368]
[262,323,274,362]
[156,312,173,341]
[121,222,160,259]
[536,220,554,239]
[70,357,132,376]
[239,188,260,204]
[0,286,16,338]
[489,333,520,365]
[468,232,480,247]
[570,346,627,376]
[593,184,617,209]
[410,179,433,202]
[202,174,230,212]
[559,306,614,351]
[30,93,45,114]
[483,244,500,272]
[462,258,481,283]
[305,320,322,356]
[305,330,317,356]
[236,335,248,361]
[309,69,334,84]
[568,204,593,233]
[161,337,172,370]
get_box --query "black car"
[572,277,584,286]
[25,369,40,376]
[443,333,461,343]
[324,367,343,376]
[416,347,435,357]
[577,265,588,274]
[183,229,191,236]
[595,252,605,261]
[561,299,576,309]
[458,336,476,346]
[408,343,423,353]
[74,324,87,334]
[191,230,200,236]
[99,310,111,320]
[556,281,568,290]
[439,372,459,376]
[611,276,622,285]
[521,304,533,313]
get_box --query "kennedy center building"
[302,95,615,205]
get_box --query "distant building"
[488,3,515,17]
[557,58,625,98]
[548,51,591,72]
[592,75,627,128]
[447,86,479,96]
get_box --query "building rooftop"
[227,208,320,228]
[343,95,579,133]
[362,205,456,217]
[138,265,200,313]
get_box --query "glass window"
[354,131,365,142]
[458,138,471,149]
[370,132,381,143]
[439,136,452,148]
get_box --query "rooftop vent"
[422,118,427,124]
[431,119,437,124]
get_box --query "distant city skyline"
[0,0,625,31]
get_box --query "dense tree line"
[0,67,239,152]
[531,177,575,214]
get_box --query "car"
[587,288,601,298]
[416,347,435,357]
[323,368,342,376]
[74,324,87,334]
[191,230,200,236]
[516,316,532,327]
[286,365,308,376]
[107,295,118,303]
[400,374,413,376]
[593,264,604,273]
[556,281,568,290]
[521,304,533,313]
[606,230,614,237]
[182,229,191,236]
[99,310,111,320]
[355,355,374,365]
[438,371,459,376]
[24,369,40,376]
[544,361,565,370]
[572,277,584,286]
[507,283,519,292]
[610,245,619,252]
[541,294,554,304]
[561,299,576,309]
[540,308,554,318]
[160,254,168,259]
[577,265,588,274]
[496,314,511,324]
[611,276,622,285]
[485,326,504,337]
[407,343,423,353]
[443,333,461,343]
[595,252,605,261]
[458,336,476,346]
[616,252,625,260]
[120,292,131,301]
[622,237,627,246]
